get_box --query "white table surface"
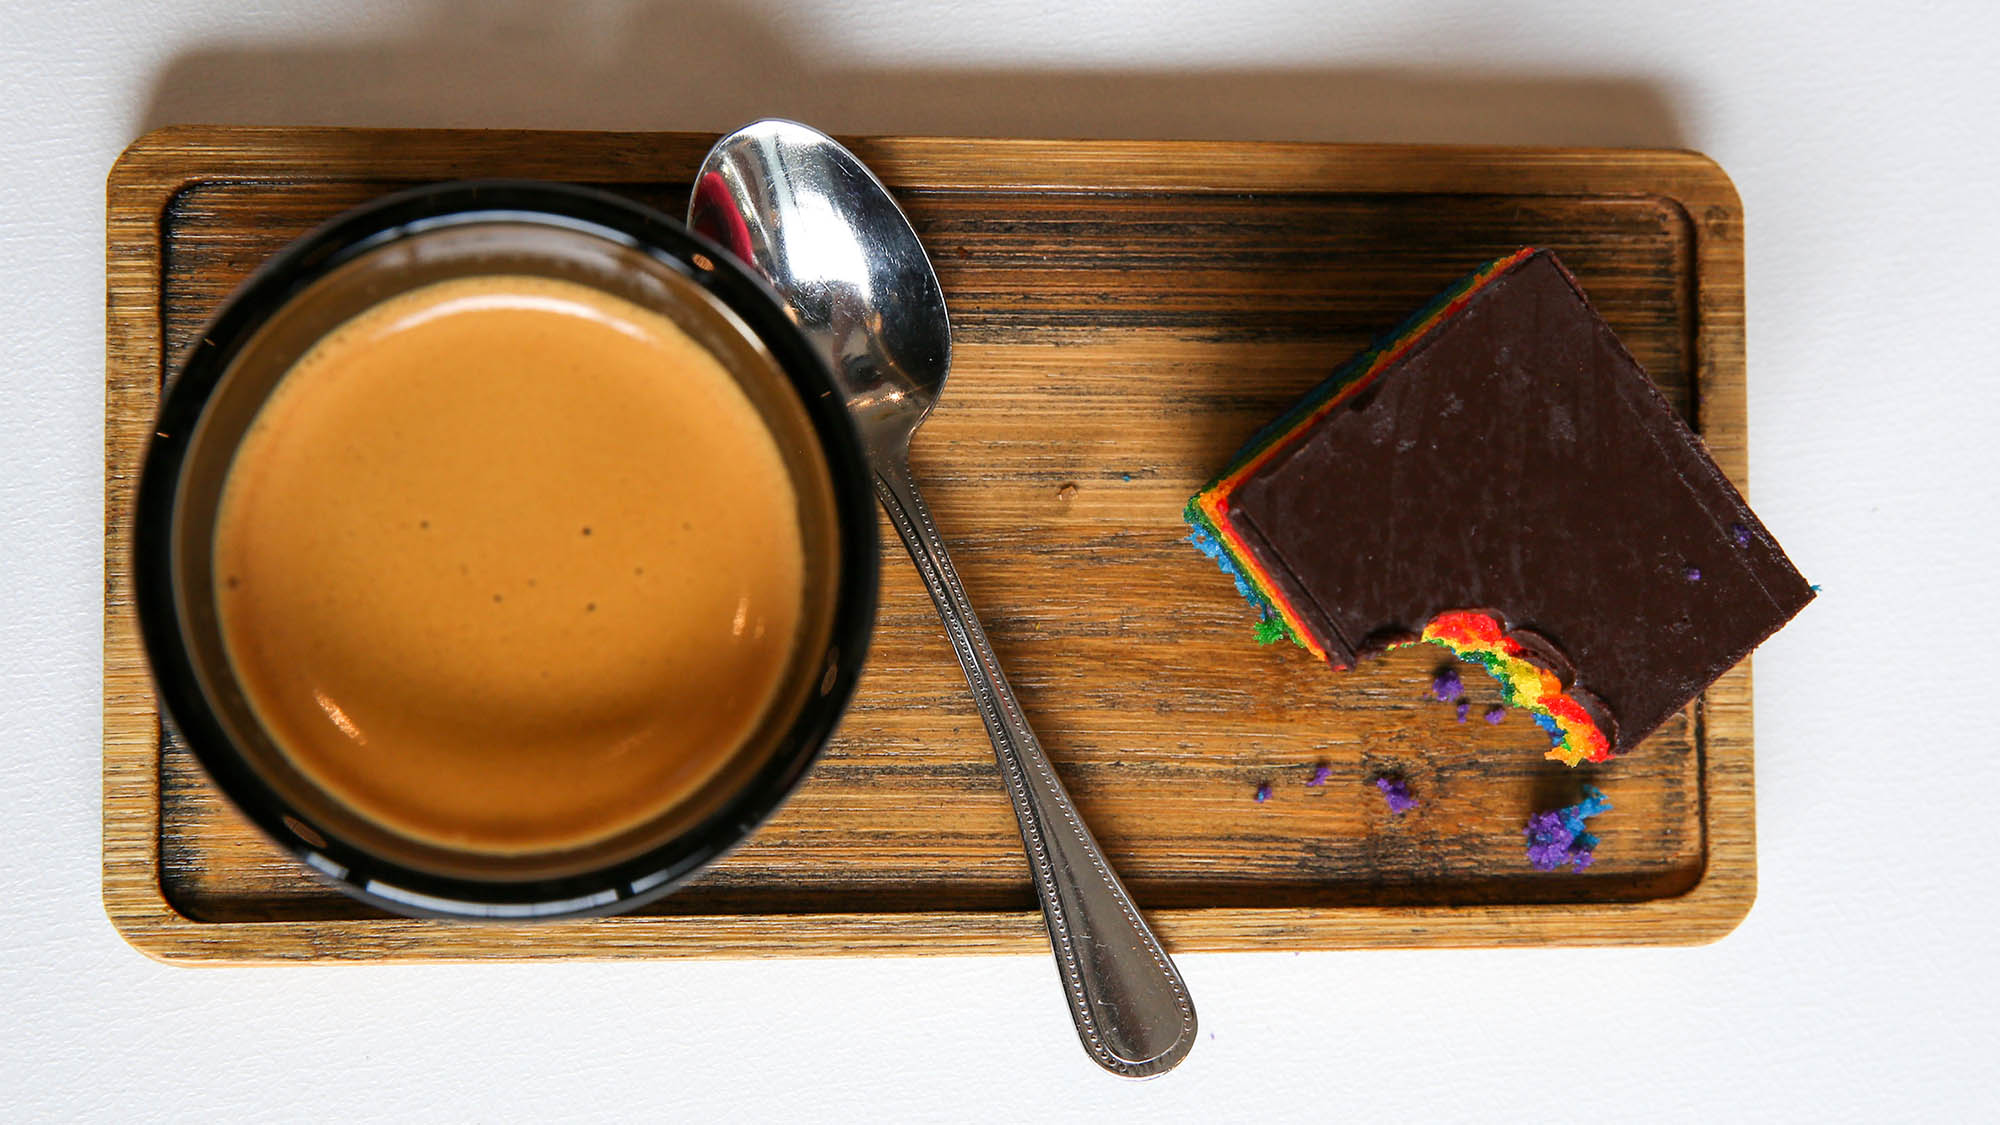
[5,0,1996,1119]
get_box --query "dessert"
[1186,249,1813,765]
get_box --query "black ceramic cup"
[133,182,877,920]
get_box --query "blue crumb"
[1524,785,1612,871]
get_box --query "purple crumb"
[1524,785,1611,871]
[1685,564,1703,582]
[1731,522,1752,548]
[1430,666,1464,703]
[1254,782,1272,803]
[1484,705,1505,724]
[1306,763,1333,787]
[1375,776,1419,814]
[1455,699,1470,723]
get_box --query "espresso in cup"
[213,275,808,855]
[135,184,877,917]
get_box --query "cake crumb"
[1057,482,1078,501]
[1524,785,1611,871]
[1375,776,1419,814]
[1430,666,1464,703]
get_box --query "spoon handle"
[871,451,1197,1078]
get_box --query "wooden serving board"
[106,126,1753,962]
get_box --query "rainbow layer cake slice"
[1186,248,1813,765]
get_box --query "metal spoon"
[691,120,1196,1078]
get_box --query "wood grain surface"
[105,127,1754,962]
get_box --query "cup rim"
[133,180,880,920]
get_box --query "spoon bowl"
[691,123,950,450]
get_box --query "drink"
[212,274,808,855]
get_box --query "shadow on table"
[139,0,1688,147]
